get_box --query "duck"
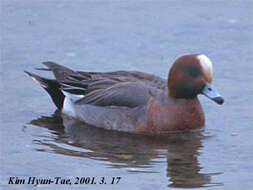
[25,54,224,134]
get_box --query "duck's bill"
[201,83,224,105]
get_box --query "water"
[1,0,252,189]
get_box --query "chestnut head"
[168,54,224,105]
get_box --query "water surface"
[1,0,252,189]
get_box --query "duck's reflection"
[28,111,222,188]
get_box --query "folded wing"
[35,62,166,108]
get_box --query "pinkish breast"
[137,97,205,133]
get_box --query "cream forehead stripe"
[197,54,213,82]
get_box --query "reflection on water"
[28,111,222,188]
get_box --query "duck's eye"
[188,66,199,78]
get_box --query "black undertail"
[25,71,65,110]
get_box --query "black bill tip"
[212,97,224,105]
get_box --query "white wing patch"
[197,54,213,82]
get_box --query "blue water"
[1,0,252,189]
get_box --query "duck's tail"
[24,71,65,110]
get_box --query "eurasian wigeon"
[25,54,224,134]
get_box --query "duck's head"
[168,54,224,105]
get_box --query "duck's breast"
[137,96,205,133]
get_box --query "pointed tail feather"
[25,71,65,110]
